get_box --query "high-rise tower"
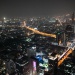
[72,12,74,24]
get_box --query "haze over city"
[0,0,75,18]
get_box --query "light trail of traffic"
[23,21,56,38]
[58,48,73,66]
[58,42,75,66]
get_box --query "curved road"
[23,21,56,38]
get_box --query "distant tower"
[71,12,75,34]
[72,12,74,24]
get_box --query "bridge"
[22,21,75,66]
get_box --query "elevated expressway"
[23,21,56,38]
[58,41,75,66]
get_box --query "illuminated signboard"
[58,49,73,66]
[39,63,48,68]
[33,61,36,71]
[39,58,49,71]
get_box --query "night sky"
[0,0,75,18]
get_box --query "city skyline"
[0,0,75,18]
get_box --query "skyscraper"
[72,12,74,24]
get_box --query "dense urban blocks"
[0,13,75,75]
